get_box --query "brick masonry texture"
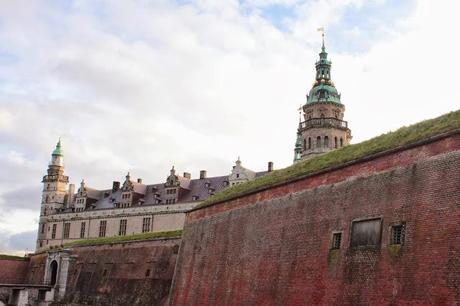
[0,259,29,284]
[169,133,460,306]
[61,238,180,306]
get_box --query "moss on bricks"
[0,254,28,261]
[199,109,460,208]
[61,230,183,249]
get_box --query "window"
[334,137,338,149]
[316,136,321,148]
[308,137,312,149]
[80,222,86,238]
[51,224,57,239]
[324,136,329,148]
[331,232,342,249]
[119,219,127,236]
[166,189,177,195]
[236,174,240,178]
[142,217,151,233]
[166,199,176,204]
[63,223,70,239]
[350,218,382,248]
[340,137,343,147]
[390,223,405,245]
[192,195,199,201]
[41,223,45,234]
[303,139,307,151]
[145,269,151,277]
[99,220,107,237]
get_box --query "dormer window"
[205,182,210,188]
[236,174,240,178]
[192,195,199,201]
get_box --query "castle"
[35,38,351,253]
[1,38,459,306]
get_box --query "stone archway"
[50,260,58,286]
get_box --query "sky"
[0,0,459,254]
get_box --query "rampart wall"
[62,238,180,306]
[170,132,460,305]
[0,258,29,284]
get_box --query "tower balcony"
[299,117,348,130]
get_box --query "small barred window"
[390,223,405,245]
[331,232,342,249]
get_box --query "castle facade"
[35,39,350,252]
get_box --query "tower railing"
[299,117,348,130]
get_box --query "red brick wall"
[24,252,47,284]
[63,238,180,306]
[0,258,29,284]
[170,133,460,305]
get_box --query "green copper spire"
[305,34,342,105]
[52,138,63,156]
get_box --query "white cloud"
[0,0,459,253]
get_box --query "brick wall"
[62,238,180,306]
[170,133,460,305]
[0,258,29,284]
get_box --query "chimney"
[112,181,120,192]
[199,170,207,179]
[183,172,191,179]
[137,178,143,184]
[67,184,75,208]
[268,161,274,172]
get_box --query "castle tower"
[36,139,69,249]
[294,34,352,162]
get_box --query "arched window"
[316,136,321,148]
[334,137,338,148]
[50,260,58,286]
[320,113,325,118]
[340,138,343,147]
[303,139,307,151]
[324,136,329,148]
[308,137,312,149]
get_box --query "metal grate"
[390,224,405,245]
[332,232,342,249]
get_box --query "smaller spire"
[236,156,242,166]
[126,172,131,180]
[293,130,303,163]
[52,138,63,156]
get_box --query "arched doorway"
[50,260,58,286]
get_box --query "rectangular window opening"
[63,223,71,239]
[350,218,382,248]
[119,219,127,236]
[142,217,151,233]
[99,220,107,237]
[390,223,405,245]
[331,232,342,249]
[80,222,86,238]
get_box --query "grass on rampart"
[0,254,28,261]
[60,230,183,248]
[199,109,460,208]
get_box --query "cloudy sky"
[1,0,459,254]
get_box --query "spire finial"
[298,105,303,123]
[317,27,325,52]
